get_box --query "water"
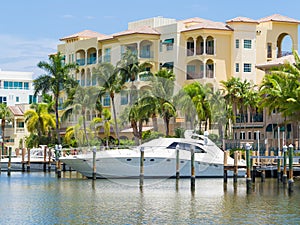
[0,172,299,225]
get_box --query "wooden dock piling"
[190,145,195,192]
[27,148,30,172]
[282,145,287,184]
[139,147,144,189]
[288,144,294,191]
[245,143,251,190]
[223,150,228,183]
[233,151,238,183]
[7,147,12,176]
[92,146,97,180]
[176,145,180,179]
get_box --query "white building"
[0,70,36,154]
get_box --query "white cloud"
[62,14,74,19]
[0,34,58,78]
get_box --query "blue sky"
[0,0,299,77]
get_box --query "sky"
[0,0,299,77]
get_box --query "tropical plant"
[259,50,300,120]
[118,50,153,105]
[180,82,212,133]
[149,69,176,136]
[34,52,78,144]
[24,103,55,144]
[94,62,122,144]
[0,103,12,154]
[62,86,103,147]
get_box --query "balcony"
[76,59,85,66]
[87,57,97,65]
[140,51,153,59]
[186,71,204,80]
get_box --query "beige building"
[57,14,300,145]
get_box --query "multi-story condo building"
[57,14,300,148]
[0,70,36,153]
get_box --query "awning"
[162,62,174,69]
[162,38,174,44]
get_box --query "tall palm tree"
[0,103,12,155]
[34,52,78,144]
[118,50,152,105]
[259,50,300,120]
[94,62,122,144]
[24,103,55,144]
[180,82,211,133]
[150,69,176,136]
[62,86,103,147]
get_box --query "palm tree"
[209,89,227,140]
[24,103,55,144]
[62,85,103,147]
[0,103,12,155]
[91,108,112,148]
[118,50,153,105]
[259,50,300,120]
[94,62,122,144]
[34,52,78,144]
[180,82,211,133]
[150,69,176,136]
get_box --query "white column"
[203,60,206,78]
[85,50,87,66]
[14,118,17,134]
[193,37,197,56]
[203,37,207,55]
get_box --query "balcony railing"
[140,51,154,59]
[16,128,25,133]
[87,57,97,65]
[76,59,85,66]
[186,71,204,80]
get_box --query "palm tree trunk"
[55,97,61,145]
[152,114,158,132]
[82,111,89,146]
[111,96,120,145]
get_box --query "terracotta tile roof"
[226,17,258,24]
[8,106,24,116]
[258,14,300,24]
[256,54,295,70]
[60,30,108,41]
[181,18,232,32]
[112,26,160,37]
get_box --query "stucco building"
[57,14,300,147]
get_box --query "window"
[244,63,251,72]
[103,93,110,107]
[0,96,7,104]
[267,43,272,58]
[24,82,29,90]
[16,96,19,102]
[244,40,252,49]
[240,131,245,140]
[104,48,111,62]
[248,132,252,140]
[29,95,36,104]
[235,63,239,72]
[17,121,24,128]
[121,90,128,105]
[235,39,239,48]
[186,65,196,80]
[163,38,174,51]
[159,40,163,52]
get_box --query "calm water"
[0,172,299,225]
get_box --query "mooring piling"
[282,145,287,184]
[27,148,30,172]
[92,146,97,180]
[245,143,251,190]
[139,146,145,189]
[288,144,294,191]
[7,147,12,176]
[176,145,180,179]
[190,145,195,192]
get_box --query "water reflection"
[0,173,299,224]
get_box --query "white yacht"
[60,131,246,178]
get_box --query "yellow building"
[57,14,300,142]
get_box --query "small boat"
[60,131,246,178]
[0,148,54,171]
